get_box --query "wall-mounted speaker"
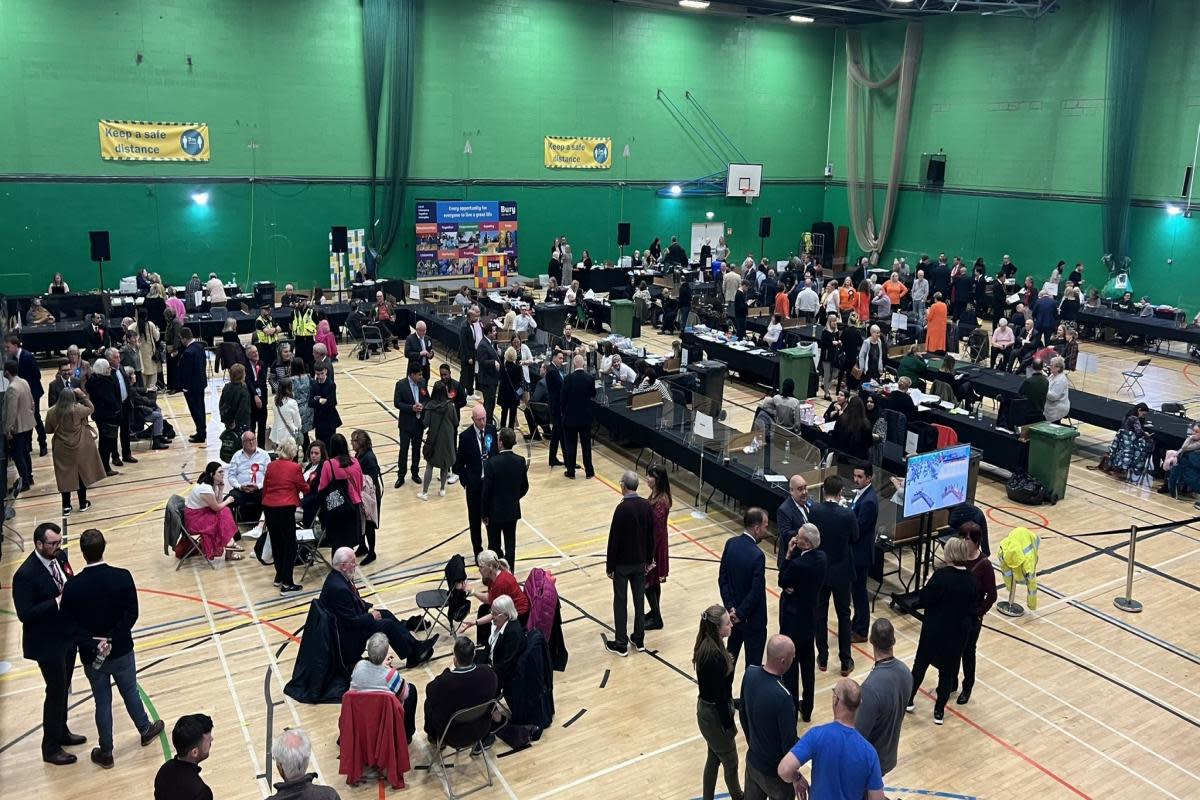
[89,230,111,262]
[617,222,631,247]
[330,225,348,253]
[759,217,772,238]
[921,152,947,187]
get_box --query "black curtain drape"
[362,0,416,262]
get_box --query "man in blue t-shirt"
[776,678,885,800]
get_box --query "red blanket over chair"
[338,691,410,789]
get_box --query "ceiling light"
[670,184,683,196]
[706,211,715,219]
[679,0,710,8]
[891,0,916,4]
[1166,204,1182,216]
[789,15,815,23]
[191,191,210,206]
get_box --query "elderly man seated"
[266,728,340,800]
[425,636,501,752]
[227,429,270,522]
[127,371,171,450]
[321,547,436,670]
[351,632,418,744]
[25,298,55,326]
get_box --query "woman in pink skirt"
[183,461,243,561]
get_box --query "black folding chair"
[415,554,470,643]
[430,699,507,799]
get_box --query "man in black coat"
[320,547,435,669]
[178,328,209,443]
[544,351,566,468]
[560,354,595,479]
[481,427,529,568]
[718,507,769,668]
[809,475,860,677]
[929,253,952,299]
[11,523,86,765]
[475,322,502,426]
[453,405,500,558]
[778,523,828,721]
[850,463,880,643]
[59,529,164,767]
[458,308,482,397]
[105,348,139,466]
[245,344,270,449]
[6,334,46,456]
[603,471,656,656]
[392,363,427,488]
[405,320,434,383]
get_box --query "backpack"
[1006,471,1057,506]
[523,567,559,641]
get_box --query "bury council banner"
[544,136,612,169]
[98,120,211,162]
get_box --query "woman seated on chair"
[350,632,418,744]
[1101,403,1155,475]
[300,440,328,527]
[1159,424,1200,498]
[183,462,243,561]
[1044,356,1070,424]
[459,550,530,647]
[545,277,565,304]
[938,355,980,409]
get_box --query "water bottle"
[91,641,108,671]
[783,440,791,465]
[976,405,983,421]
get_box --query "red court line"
[987,505,1049,530]
[591,473,1092,799]
[1184,364,1200,388]
[138,586,302,643]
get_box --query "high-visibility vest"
[254,315,278,344]
[998,526,1039,610]
[292,309,315,337]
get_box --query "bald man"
[560,354,596,479]
[453,405,499,557]
[777,678,885,800]
[740,635,798,800]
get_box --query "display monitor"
[902,444,971,518]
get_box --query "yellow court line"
[109,499,169,530]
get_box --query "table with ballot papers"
[681,328,780,387]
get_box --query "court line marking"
[527,733,702,800]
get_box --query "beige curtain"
[845,24,923,264]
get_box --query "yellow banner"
[98,120,210,162]
[544,136,612,169]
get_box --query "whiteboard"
[690,222,725,262]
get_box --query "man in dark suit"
[560,354,595,479]
[321,547,436,668]
[776,475,811,572]
[179,328,209,443]
[481,427,529,568]
[602,471,656,657]
[47,358,75,409]
[245,344,270,448]
[809,475,860,677]
[453,405,500,558]
[11,522,86,765]
[7,334,47,456]
[544,351,566,468]
[850,463,880,643]
[59,529,164,767]
[718,507,769,669]
[779,523,828,721]
[405,320,434,383]
[458,308,482,397]
[393,364,427,488]
[475,323,502,426]
[929,253,952,298]
[105,348,138,465]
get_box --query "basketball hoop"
[740,186,755,204]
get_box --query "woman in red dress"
[645,465,672,630]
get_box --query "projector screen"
[902,444,971,518]
[726,163,763,198]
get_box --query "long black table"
[573,267,630,295]
[1077,307,1200,346]
[682,331,780,388]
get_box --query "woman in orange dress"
[925,292,949,353]
[838,277,857,321]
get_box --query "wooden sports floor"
[2,322,1198,800]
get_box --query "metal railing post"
[1113,524,1143,613]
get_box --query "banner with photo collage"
[415,200,518,281]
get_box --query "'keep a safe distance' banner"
[98,120,210,161]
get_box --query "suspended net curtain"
[363,0,417,261]
[844,24,923,265]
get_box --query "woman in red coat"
[645,465,672,630]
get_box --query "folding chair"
[165,495,216,571]
[414,554,470,643]
[966,329,990,365]
[296,521,332,582]
[1117,358,1151,398]
[358,324,385,361]
[430,699,508,800]
[575,303,595,331]
[1127,450,1154,487]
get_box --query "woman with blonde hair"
[498,346,524,430]
[460,549,530,645]
[694,604,743,800]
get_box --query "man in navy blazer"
[453,404,500,557]
[392,363,427,487]
[808,475,859,677]
[544,351,566,467]
[850,463,880,643]
[718,507,769,668]
[7,334,46,455]
[559,354,595,479]
[779,523,828,721]
[11,522,85,765]
[775,475,811,572]
[178,328,209,443]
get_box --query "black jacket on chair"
[12,551,74,662]
[283,600,350,704]
[560,368,595,428]
[59,563,139,663]
[481,450,529,524]
[453,424,499,491]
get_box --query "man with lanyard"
[253,304,280,367]
[452,405,499,558]
[290,297,316,366]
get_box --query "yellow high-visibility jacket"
[998,526,1039,610]
[291,308,315,337]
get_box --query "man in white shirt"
[607,354,638,386]
[226,430,270,521]
[797,279,820,322]
[513,306,538,336]
[205,272,227,304]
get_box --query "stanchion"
[996,583,1024,617]
[1113,524,1143,613]
[692,446,708,520]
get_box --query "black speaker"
[89,230,111,262]
[759,217,772,238]
[1182,165,1193,198]
[923,154,946,186]
[330,226,348,253]
[617,222,631,247]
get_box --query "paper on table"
[764,474,789,484]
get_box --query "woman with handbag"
[269,378,302,451]
[84,359,122,476]
[316,433,362,552]
[352,430,383,565]
[418,381,458,501]
[498,346,524,431]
